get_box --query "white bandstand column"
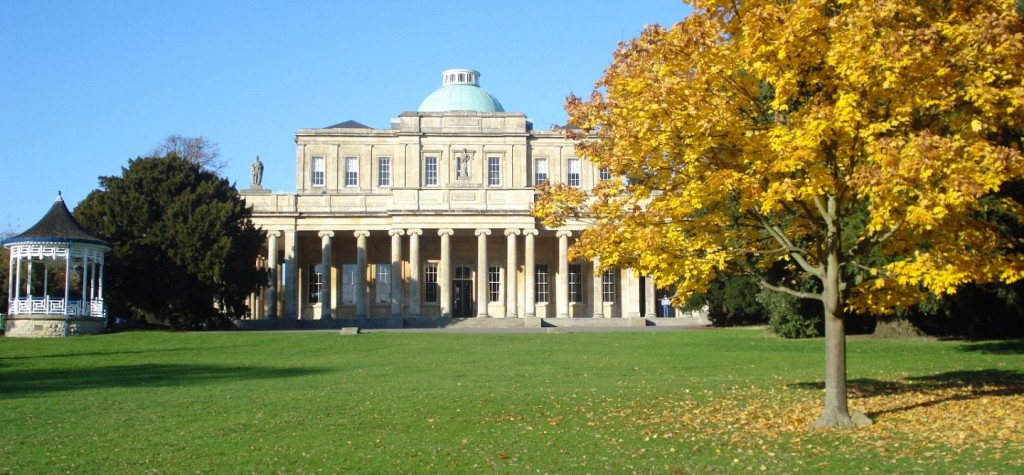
[266,230,282,319]
[389,229,405,318]
[26,259,33,301]
[98,258,104,301]
[318,230,334,320]
[283,229,298,319]
[438,229,454,317]
[407,229,422,317]
[504,229,520,318]
[354,230,370,318]
[592,257,605,318]
[82,253,90,312]
[475,228,491,318]
[522,229,538,318]
[556,230,572,318]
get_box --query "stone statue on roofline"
[251,156,264,187]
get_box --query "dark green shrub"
[758,288,823,338]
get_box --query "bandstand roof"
[2,193,110,248]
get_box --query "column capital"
[521,228,539,237]
[388,229,405,237]
[318,230,335,239]
[438,228,455,237]
[267,230,283,239]
[504,228,521,237]
[475,228,492,237]
[353,230,371,238]
[406,228,423,236]
[556,230,573,238]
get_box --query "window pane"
[311,156,325,187]
[602,269,616,303]
[535,264,549,303]
[569,264,582,303]
[341,264,356,304]
[345,157,358,187]
[600,168,612,181]
[375,264,391,304]
[535,158,548,185]
[378,157,391,187]
[425,264,438,303]
[308,264,323,304]
[425,157,438,186]
[488,265,501,302]
[488,156,500,186]
[567,159,580,187]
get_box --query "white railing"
[9,298,105,318]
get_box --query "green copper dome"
[417,69,505,113]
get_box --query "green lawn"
[1,328,1021,473]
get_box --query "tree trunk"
[810,216,868,429]
[811,299,855,428]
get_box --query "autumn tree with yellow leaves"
[535,0,1024,428]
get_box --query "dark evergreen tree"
[74,155,265,329]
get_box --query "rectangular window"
[311,156,325,187]
[424,264,439,303]
[375,264,391,304]
[488,156,501,186]
[345,157,359,187]
[308,264,323,304]
[602,269,616,303]
[425,156,438,186]
[567,159,581,187]
[340,264,356,304]
[600,168,612,181]
[488,265,501,302]
[378,157,391,187]
[569,264,583,303]
[535,158,548,185]
[535,264,550,303]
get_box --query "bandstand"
[3,193,110,337]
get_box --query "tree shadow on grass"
[954,339,1024,355]
[0,346,240,361]
[0,363,331,397]
[791,369,1023,419]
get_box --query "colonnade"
[255,227,657,320]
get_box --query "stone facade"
[242,69,707,326]
[5,315,105,337]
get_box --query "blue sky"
[0,0,692,233]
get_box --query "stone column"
[318,230,334,320]
[266,231,281,318]
[625,269,642,318]
[389,229,405,317]
[354,230,370,318]
[522,229,538,318]
[438,229,454,317]
[407,229,422,317]
[504,229,520,318]
[592,257,605,318]
[475,228,491,318]
[645,275,657,318]
[283,229,298,319]
[556,230,572,318]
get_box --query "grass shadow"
[790,369,1023,419]
[0,363,331,397]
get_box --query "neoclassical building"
[242,69,695,327]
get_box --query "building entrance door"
[452,265,474,318]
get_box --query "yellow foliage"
[537,0,1024,318]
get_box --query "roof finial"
[56,191,63,202]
